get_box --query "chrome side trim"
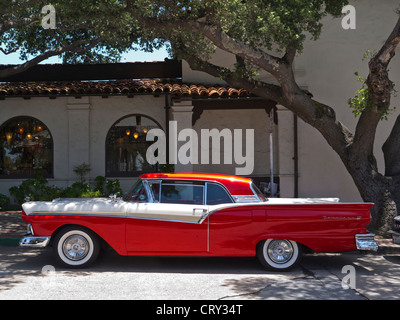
[20,236,51,248]
[28,211,207,224]
[355,233,379,251]
[126,212,201,223]
[233,195,259,203]
[31,211,126,218]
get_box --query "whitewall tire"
[53,226,100,268]
[257,239,303,271]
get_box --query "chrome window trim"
[147,179,162,203]
[204,181,208,205]
[233,195,260,203]
[144,178,235,204]
[249,181,265,202]
[142,179,154,203]
[142,178,260,204]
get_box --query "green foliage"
[348,73,373,117]
[9,173,122,205]
[0,0,150,64]
[94,175,122,197]
[0,1,348,69]
[0,193,10,210]
[73,162,91,183]
[140,0,348,54]
[348,72,397,120]
[9,173,62,204]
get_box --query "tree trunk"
[344,153,399,235]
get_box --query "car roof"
[140,172,254,196]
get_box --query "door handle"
[193,208,208,215]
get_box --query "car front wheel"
[53,226,100,268]
[257,239,303,271]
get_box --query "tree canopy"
[0,1,347,77]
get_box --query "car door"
[125,180,209,253]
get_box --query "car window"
[148,181,161,202]
[124,180,148,202]
[206,183,233,205]
[161,184,204,205]
[251,182,267,202]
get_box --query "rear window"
[206,183,233,205]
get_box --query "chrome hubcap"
[267,240,294,264]
[62,235,90,261]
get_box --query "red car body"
[20,173,378,270]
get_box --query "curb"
[0,211,25,246]
[0,238,20,246]
[375,237,400,254]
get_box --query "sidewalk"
[1,211,400,253]
[0,211,26,245]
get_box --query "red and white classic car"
[20,173,378,270]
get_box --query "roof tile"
[0,79,254,99]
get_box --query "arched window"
[0,116,53,178]
[106,114,162,177]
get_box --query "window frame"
[105,114,163,178]
[0,116,54,179]
[141,179,237,206]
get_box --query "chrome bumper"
[355,233,379,251]
[19,224,50,248]
[19,236,50,247]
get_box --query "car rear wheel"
[257,239,303,271]
[53,226,100,268]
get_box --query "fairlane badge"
[323,216,361,220]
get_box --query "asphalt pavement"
[1,211,400,301]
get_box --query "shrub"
[0,193,10,210]
[9,173,122,204]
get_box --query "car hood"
[22,198,129,216]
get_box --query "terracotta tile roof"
[0,79,253,99]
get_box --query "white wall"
[192,108,276,177]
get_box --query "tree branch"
[352,13,400,158]
[184,53,284,104]
[125,5,284,79]
[0,38,103,79]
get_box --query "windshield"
[124,180,148,202]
